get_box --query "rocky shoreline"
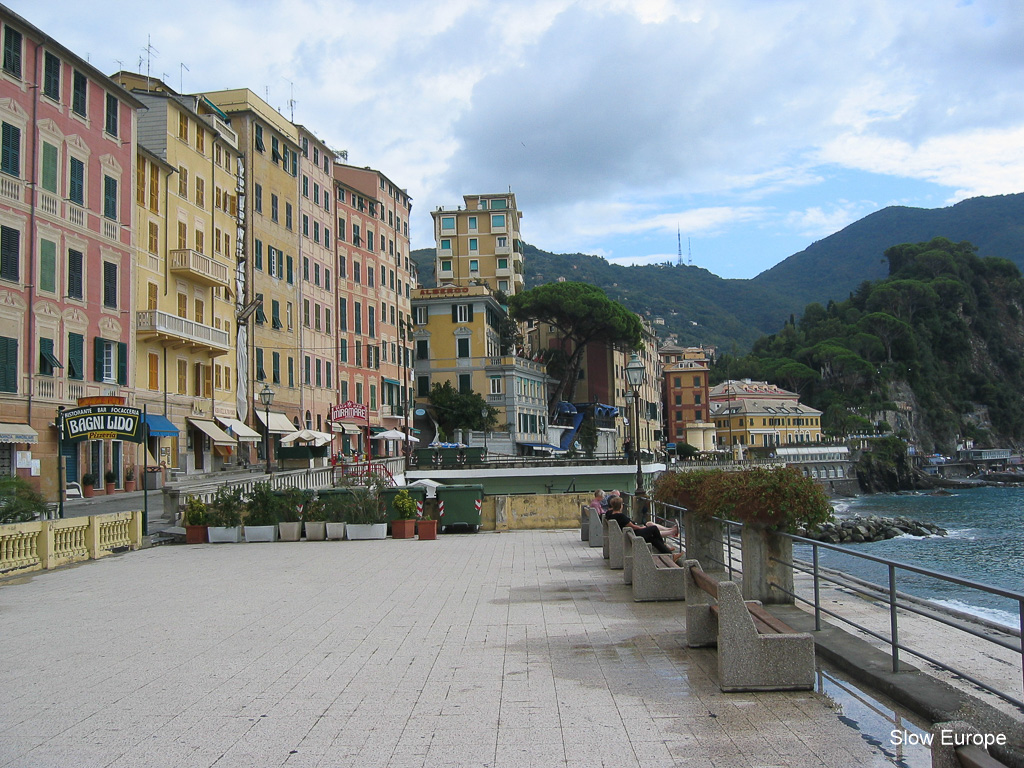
[796,514,947,544]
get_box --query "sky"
[16,0,1024,279]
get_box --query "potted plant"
[243,482,280,542]
[81,472,96,498]
[206,486,244,543]
[345,483,387,540]
[303,496,328,541]
[417,499,438,541]
[182,495,209,544]
[103,469,117,494]
[123,465,136,492]
[277,488,309,541]
[390,489,417,539]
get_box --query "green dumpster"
[380,485,427,520]
[436,484,484,532]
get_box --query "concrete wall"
[484,493,590,531]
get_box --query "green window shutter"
[255,347,265,380]
[40,337,54,375]
[254,239,262,270]
[286,255,293,284]
[69,158,84,204]
[103,176,117,219]
[93,337,104,381]
[288,357,294,387]
[0,225,19,282]
[103,262,118,307]
[451,305,458,322]
[0,336,17,393]
[68,333,84,380]
[117,341,128,385]
[72,71,87,116]
[467,304,474,322]
[67,249,83,298]
[1,122,20,176]
[41,142,58,192]
[39,239,56,292]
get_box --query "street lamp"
[259,383,275,476]
[625,352,646,498]
[480,407,489,457]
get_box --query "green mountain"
[412,192,1024,352]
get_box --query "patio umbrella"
[373,429,419,442]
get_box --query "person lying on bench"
[604,497,681,560]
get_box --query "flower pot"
[418,519,438,540]
[391,519,416,539]
[244,525,278,542]
[104,482,115,495]
[279,522,303,541]
[124,480,136,492]
[325,522,347,540]
[346,523,387,540]
[185,524,209,544]
[82,485,95,498]
[304,521,327,541]
[208,526,241,543]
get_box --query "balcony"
[136,310,230,356]
[0,175,24,203]
[39,190,60,217]
[495,243,511,255]
[170,248,231,287]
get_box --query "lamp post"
[259,383,275,476]
[625,352,646,497]
[480,407,488,456]
[401,318,411,473]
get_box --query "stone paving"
[1,530,910,768]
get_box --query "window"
[255,348,265,381]
[354,302,362,334]
[195,177,205,209]
[468,216,477,230]
[303,355,311,385]
[3,26,22,78]
[254,239,263,270]
[453,304,472,323]
[177,166,188,198]
[302,214,309,237]
[271,136,280,162]
[353,261,361,284]
[285,202,293,230]
[72,71,87,116]
[69,157,84,204]
[39,239,56,293]
[271,194,278,222]
[103,176,118,220]
[368,306,375,338]
[315,358,322,387]
[417,376,429,398]
[440,216,454,230]
[489,376,502,395]
[339,297,347,330]
[39,337,62,376]
[324,269,331,291]
[694,376,701,388]
[0,336,17,393]
[254,183,262,213]
[104,93,119,137]
[440,238,451,250]
[67,248,83,298]
[254,293,266,324]
[492,213,506,228]
[303,299,310,327]
[102,262,117,308]
[314,263,320,286]
[457,337,470,358]
[286,255,294,284]
[458,374,472,394]
[195,127,205,154]
[272,352,281,384]
[93,337,127,384]
[497,236,507,248]
[147,282,157,310]
[416,339,428,360]
[414,306,427,325]
[254,124,265,152]
[325,308,331,333]
[177,359,187,394]
[367,267,375,288]
[468,238,478,252]
[440,259,452,272]
[1,122,20,176]
[0,225,19,282]
[339,338,348,363]
[272,300,282,329]
[469,259,479,273]
[68,333,84,380]
[43,52,61,101]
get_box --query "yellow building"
[432,193,524,296]
[411,285,549,447]
[204,89,303,464]
[710,379,823,457]
[118,74,244,474]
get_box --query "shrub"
[391,489,417,520]
[183,496,208,526]
[653,467,832,530]
[0,477,50,524]
[206,486,244,527]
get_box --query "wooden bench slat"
[745,602,798,635]
[689,566,720,599]
[653,554,680,569]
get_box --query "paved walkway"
[1,530,921,768]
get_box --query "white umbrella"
[373,429,419,442]
[280,429,334,446]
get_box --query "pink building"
[0,7,141,497]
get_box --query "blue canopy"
[142,413,179,436]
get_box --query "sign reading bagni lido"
[60,396,144,444]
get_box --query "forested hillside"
[715,238,1024,452]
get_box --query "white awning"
[255,410,296,435]
[281,429,334,447]
[216,417,261,443]
[332,422,363,435]
[0,423,38,444]
[187,419,237,447]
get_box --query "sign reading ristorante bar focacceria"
[61,405,144,443]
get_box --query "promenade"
[0,529,924,768]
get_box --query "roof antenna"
[283,78,296,121]
[179,62,189,93]
[142,35,158,89]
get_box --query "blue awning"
[142,413,179,436]
[382,378,402,387]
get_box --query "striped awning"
[0,423,38,444]
[217,417,261,443]
[187,419,237,447]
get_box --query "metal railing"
[644,497,1024,711]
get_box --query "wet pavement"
[0,529,932,767]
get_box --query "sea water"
[801,486,1024,628]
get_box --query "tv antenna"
[283,78,296,121]
[179,62,190,93]
[677,225,682,266]
[142,35,158,88]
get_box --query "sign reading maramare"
[61,406,144,443]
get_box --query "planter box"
[244,525,278,543]
[279,522,303,541]
[305,521,327,541]
[391,519,416,539]
[346,523,387,540]
[208,526,241,543]
[418,520,438,540]
[185,524,208,544]
[325,522,347,540]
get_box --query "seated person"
[604,497,681,558]
[589,489,606,516]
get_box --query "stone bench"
[684,559,814,692]
[580,505,589,541]
[588,507,603,549]
[930,721,1011,768]
[622,528,637,585]
[607,518,624,570]
[632,540,687,601]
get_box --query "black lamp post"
[481,407,488,456]
[625,352,646,496]
[259,383,275,476]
